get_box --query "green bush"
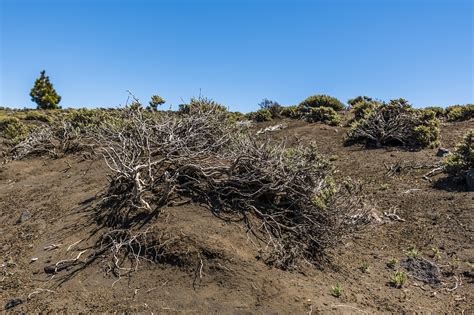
[178,97,227,114]
[346,101,440,148]
[0,116,29,143]
[300,95,345,112]
[280,105,301,119]
[413,110,440,148]
[424,106,445,118]
[348,96,382,121]
[307,107,341,126]
[258,99,283,119]
[445,104,474,122]
[65,108,116,131]
[24,111,53,123]
[251,109,272,122]
[227,111,246,124]
[347,96,373,107]
[388,98,412,109]
[443,130,473,179]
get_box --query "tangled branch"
[95,105,368,268]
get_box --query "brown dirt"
[1,119,473,313]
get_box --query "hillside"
[0,114,473,313]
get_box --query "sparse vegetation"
[431,247,442,260]
[1,101,472,313]
[359,261,370,273]
[407,248,420,258]
[390,271,407,288]
[331,283,342,297]
[387,258,398,269]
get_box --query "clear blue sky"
[0,0,472,111]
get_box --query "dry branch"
[93,106,368,269]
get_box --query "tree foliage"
[30,70,61,109]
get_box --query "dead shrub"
[94,102,367,269]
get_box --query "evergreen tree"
[30,70,61,109]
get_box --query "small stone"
[436,148,450,157]
[4,298,23,310]
[16,211,31,224]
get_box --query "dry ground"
[1,119,473,313]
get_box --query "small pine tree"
[148,95,166,110]
[30,70,61,109]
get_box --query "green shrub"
[251,109,272,122]
[348,96,373,107]
[0,116,29,143]
[424,106,445,118]
[388,98,412,109]
[24,111,53,123]
[443,130,474,179]
[413,110,440,148]
[446,104,474,122]
[65,108,116,131]
[227,111,246,124]
[300,95,345,112]
[348,96,382,121]
[257,99,283,119]
[307,107,341,126]
[346,101,440,148]
[178,97,227,114]
[280,105,301,119]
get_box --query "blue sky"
[0,0,472,111]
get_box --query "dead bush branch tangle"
[90,106,368,270]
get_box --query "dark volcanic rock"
[401,257,441,286]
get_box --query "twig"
[67,239,83,252]
[27,288,56,300]
[422,166,444,181]
[447,276,461,292]
[44,244,61,251]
